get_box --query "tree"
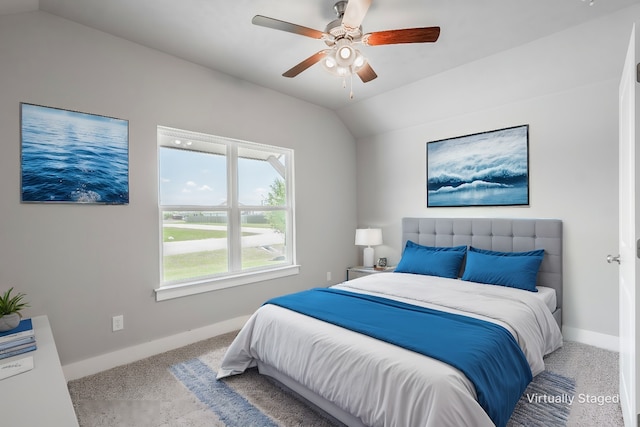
[265,178,285,233]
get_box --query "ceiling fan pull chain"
[349,74,354,99]
[342,77,346,89]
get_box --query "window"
[155,126,297,301]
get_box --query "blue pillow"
[403,241,467,252]
[461,247,544,292]
[395,241,467,279]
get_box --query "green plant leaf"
[0,287,29,316]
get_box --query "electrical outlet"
[326,271,332,281]
[112,315,124,332]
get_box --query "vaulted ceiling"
[1,0,638,110]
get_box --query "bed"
[218,218,564,427]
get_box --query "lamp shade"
[355,228,383,246]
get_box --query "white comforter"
[218,273,563,427]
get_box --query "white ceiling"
[1,0,638,110]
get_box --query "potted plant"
[0,287,29,332]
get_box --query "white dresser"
[0,315,79,426]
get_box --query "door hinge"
[637,63,640,83]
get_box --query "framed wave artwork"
[20,103,129,204]
[426,124,529,207]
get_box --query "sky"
[159,147,283,207]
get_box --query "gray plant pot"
[0,313,21,332]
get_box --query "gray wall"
[348,7,640,342]
[0,11,358,365]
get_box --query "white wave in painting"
[431,180,512,194]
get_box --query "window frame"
[155,126,298,301]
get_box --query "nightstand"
[347,266,395,281]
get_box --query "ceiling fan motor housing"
[325,21,363,45]
[325,1,363,45]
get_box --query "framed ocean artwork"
[20,103,129,204]
[426,124,529,207]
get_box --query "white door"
[619,22,640,427]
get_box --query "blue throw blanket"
[265,288,532,427]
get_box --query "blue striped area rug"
[170,358,279,427]
[170,358,575,427]
[509,370,576,426]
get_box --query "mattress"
[218,273,563,426]
[535,286,557,312]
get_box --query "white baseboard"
[62,315,250,381]
[562,326,619,352]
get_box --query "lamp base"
[363,246,374,268]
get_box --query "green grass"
[163,227,226,242]
[162,245,285,282]
[163,249,228,281]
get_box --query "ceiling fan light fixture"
[338,45,352,60]
[333,39,357,67]
[324,56,337,68]
[322,38,367,79]
[353,51,365,68]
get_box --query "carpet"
[68,335,623,427]
[171,356,576,427]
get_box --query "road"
[162,224,284,256]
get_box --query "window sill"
[154,265,301,301]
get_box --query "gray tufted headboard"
[402,217,563,327]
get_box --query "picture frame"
[426,124,529,207]
[20,103,129,204]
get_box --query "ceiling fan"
[252,0,440,86]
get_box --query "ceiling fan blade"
[283,50,329,78]
[252,15,326,39]
[364,27,441,46]
[356,62,377,83]
[342,0,372,30]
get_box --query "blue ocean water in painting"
[427,126,529,207]
[21,104,129,204]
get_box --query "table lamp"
[355,228,383,268]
